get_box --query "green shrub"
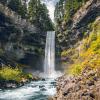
[0,67,22,81]
[25,73,33,80]
[91,39,100,52]
[69,64,82,75]
[90,33,97,41]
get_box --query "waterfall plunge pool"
[0,31,63,100]
[0,78,56,100]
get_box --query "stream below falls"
[0,78,56,100]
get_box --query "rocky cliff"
[0,2,46,71]
[53,0,100,99]
[55,0,100,50]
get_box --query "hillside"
[53,0,100,99]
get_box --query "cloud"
[46,1,55,21]
[41,0,60,22]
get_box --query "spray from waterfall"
[44,31,55,77]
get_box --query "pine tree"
[20,0,27,18]
[28,0,38,23]
[28,0,54,31]
[8,0,27,18]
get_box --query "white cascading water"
[44,31,55,77]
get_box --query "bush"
[69,64,83,75]
[0,67,22,82]
[90,39,100,52]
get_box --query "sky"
[41,0,59,22]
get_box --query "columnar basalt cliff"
[0,2,46,70]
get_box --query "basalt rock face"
[0,3,46,71]
[55,0,100,50]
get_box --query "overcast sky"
[41,0,59,22]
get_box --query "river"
[0,78,56,100]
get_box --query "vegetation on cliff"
[55,0,88,23]
[55,0,99,50]
[8,0,27,19]
[54,0,100,99]
[67,18,100,75]
[28,0,54,31]
[0,0,54,31]
[55,0,100,75]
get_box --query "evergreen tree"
[8,0,27,18]
[28,0,38,23]
[28,0,54,31]
[38,3,54,30]
[20,0,27,18]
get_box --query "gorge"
[0,0,100,100]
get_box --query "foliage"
[28,0,39,23]
[55,0,88,23]
[61,48,74,57]
[64,19,100,75]
[0,0,54,31]
[26,73,33,79]
[28,0,54,31]
[64,0,80,22]
[0,66,22,81]
[61,50,68,57]
[0,66,33,82]
[8,0,27,18]
[69,64,83,75]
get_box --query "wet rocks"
[0,80,22,89]
[32,76,41,81]
[39,85,45,88]
[0,75,41,90]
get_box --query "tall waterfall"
[44,31,55,77]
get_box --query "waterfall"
[44,31,55,77]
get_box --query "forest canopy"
[0,0,54,31]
